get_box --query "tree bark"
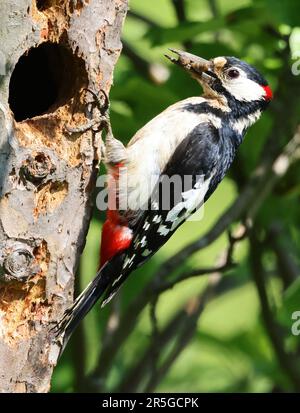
[0,0,127,393]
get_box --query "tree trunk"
[0,0,127,393]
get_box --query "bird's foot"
[64,89,111,135]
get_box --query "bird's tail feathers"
[51,256,122,354]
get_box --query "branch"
[267,222,299,289]
[208,0,219,18]
[88,295,122,392]
[72,261,87,393]
[172,0,187,23]
[116,307,187,392]
[151,228,247,295]
[208,0,221,42]
[171,0,192,50]
[144,292,210,392]
[250,231,300,391]
[99,226,245,392]
[142,230,246,392]
[117,270,223,392]
[149,295,160,382]
[122,40,149,77]
[128,10,159,28]
[122,40,170,84]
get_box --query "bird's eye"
[227,68,240,79]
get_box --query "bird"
[53,49,272,351]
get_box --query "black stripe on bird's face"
[205,57,271,110]
[223,57,268,86]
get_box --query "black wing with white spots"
[101,121,225,305]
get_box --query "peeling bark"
[0,0,127,393]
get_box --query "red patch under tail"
[100,210,133,267]
[100,162,133,267]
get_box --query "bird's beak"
[165,49,215,83]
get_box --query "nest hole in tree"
[36,0,85,13]
[36,0,55,12]
[9,42,87,122]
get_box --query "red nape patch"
[262,85,273,101]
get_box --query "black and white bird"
[54,50,272,350]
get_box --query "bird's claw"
[84,88,110,116]
[64,118,98,135]
[64,89,110,135]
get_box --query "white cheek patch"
[223,76,265,102]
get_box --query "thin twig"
[72,260,87,393]
[171,0,192,50]
[250,231,300,391]
[116,310,187,392]
[128,10,159,28]
[153,263,232,294]
[122,40,149,78]
[144,267,223,392]
[143,227,249,392]
[151,227,248,295]
[208,0,218,18]
[172,0,187,23]
[208,0,220,41]
[267,222,299,289]
[149,296,160,385]
[114,226,245,392]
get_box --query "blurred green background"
[52,0,300,393]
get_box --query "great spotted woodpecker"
[54,50,272,350]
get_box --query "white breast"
[118,97,219,211]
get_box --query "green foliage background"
[52,0,300,393]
